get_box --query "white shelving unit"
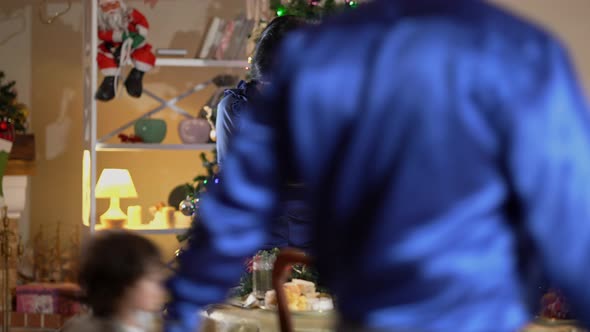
[96,143,216,152]
[82,1,247,234]
[94,224,191,235]
[155,58,248,68]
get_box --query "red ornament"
[118,133,143,143]
[0,122,7,131]
[541,289,571,320]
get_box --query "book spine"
[198,17,221,59]
[207,19,226,59]
[226,17,245,60]
[215,20,235,60]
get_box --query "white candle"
[163,206,175,228]
[127,205,142,227]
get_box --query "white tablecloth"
[200,304,337,332]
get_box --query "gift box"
[16,282,81,316]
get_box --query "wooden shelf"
[94,225,189,235]
[96,143,215,151]
[128,227,189,235]
[6,159,35,176]
[155,58,248,68]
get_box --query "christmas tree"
[0,71,28,134]
[0,72,28,206]
[175,150,219,243]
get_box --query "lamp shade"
[95,168,138,198]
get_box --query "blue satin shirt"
[216,80,313,250]
[167,1,590,331]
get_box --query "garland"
[271,0,359,20]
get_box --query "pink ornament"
[178,118,211,144]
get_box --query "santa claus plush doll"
[96,0,156,101]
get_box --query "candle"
[162,206,175,229]
[127,205,142,227]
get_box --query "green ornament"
[277,5,287,16]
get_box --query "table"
[200,305,587,332]
[200,304,336,332]
[522,321,586,332]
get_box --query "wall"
[493,0,590,93]
[1,0,590,260]
[0,3,33,240]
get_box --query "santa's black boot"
[125,68,145,98]
[95,76,117,101]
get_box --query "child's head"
[79,230,166,318]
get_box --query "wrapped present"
[16,282,81,316]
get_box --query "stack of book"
[198,15,256,60]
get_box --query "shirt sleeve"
[215,94,241,167]
[165,61,288,332]
[506,38,590,323]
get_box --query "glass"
[252,253,276,300]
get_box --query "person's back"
[272,1,557,330]
[166,1,590,331]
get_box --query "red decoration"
[0,120,15,142]
[118,133,143,143]
[95,0,155,101]
[541,289,571,320]
[97,0,155,73]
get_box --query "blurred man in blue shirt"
[166,0,590,331]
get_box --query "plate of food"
[227,279,334,315]
[262,279,334,314]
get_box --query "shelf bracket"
[99,79,215,143]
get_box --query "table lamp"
[95,168,138,228]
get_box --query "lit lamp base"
[100,216,127,229]
[100,197,127,229]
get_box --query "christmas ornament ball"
[179,198,195,216]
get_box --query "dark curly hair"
[78,230,162,318]
[250,15,306,81]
